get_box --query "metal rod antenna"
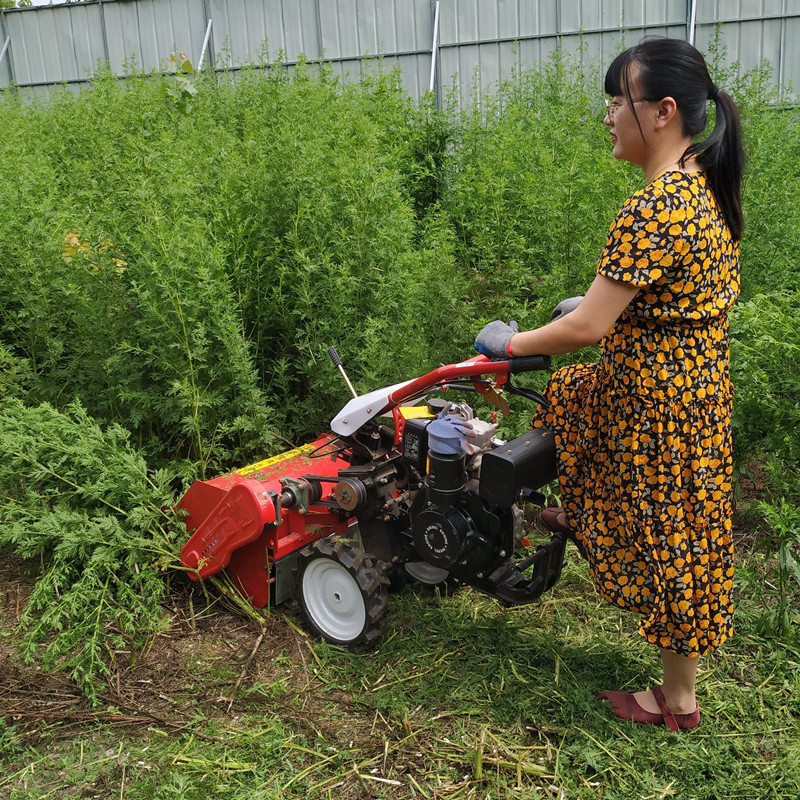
[328,348,358,399]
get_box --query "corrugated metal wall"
[435,0,690,101]
[1,0,798,102]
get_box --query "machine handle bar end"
[508,355,551,374]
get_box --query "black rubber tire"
[296,537,388,649]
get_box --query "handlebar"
[508,355,552,374]
[330,349,554,437]
[383,353,551,411]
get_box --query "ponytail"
[683,89,745,241]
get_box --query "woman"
[475,38,743,731]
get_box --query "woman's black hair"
[605,38,745,241]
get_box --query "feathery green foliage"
[0,399,181,702]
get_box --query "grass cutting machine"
[178,349,567,648]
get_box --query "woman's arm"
[508,274,639,356]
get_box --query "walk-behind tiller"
[178,349,568,648]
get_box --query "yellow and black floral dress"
[535,171,739,657]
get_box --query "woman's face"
[603,76,654,167]
[604,97,652,165]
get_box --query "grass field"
[2,498,799,800]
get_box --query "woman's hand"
[474,319,519,358]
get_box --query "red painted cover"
[180,479,277,578]
[178,434,353,585]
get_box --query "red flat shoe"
[597,685,700,731]
[540,507,587,558]
[540,507,572,534]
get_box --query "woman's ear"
[654,96,679,130]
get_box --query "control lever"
[328,347,358,399]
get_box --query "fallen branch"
[226,627,266,713]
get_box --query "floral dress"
[535,171,739,657]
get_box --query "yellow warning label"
[399,406,433,420]
[238,443,317,476]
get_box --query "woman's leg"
[634,648,699,714]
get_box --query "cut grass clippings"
[2,537,799,800]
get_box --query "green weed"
[0,399,182,702]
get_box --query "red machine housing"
[179,433,353,608]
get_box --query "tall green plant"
[0,69,278,473]
[702,29,800,301]
[730,292,800,485]
[207,63,466,433]
[730,291,800,638]
[753,499,800,639]
[445,50,638,329]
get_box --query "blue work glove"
[474,320,519,358]
[550,296,584,322]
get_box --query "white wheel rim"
[302,558,366,641]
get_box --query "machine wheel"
[296,537,388,649]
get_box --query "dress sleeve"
[598,183,689,288]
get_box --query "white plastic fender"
[330,378,417,436]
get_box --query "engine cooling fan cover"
[412,504,482,570]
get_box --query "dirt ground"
[0,558,360,756]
